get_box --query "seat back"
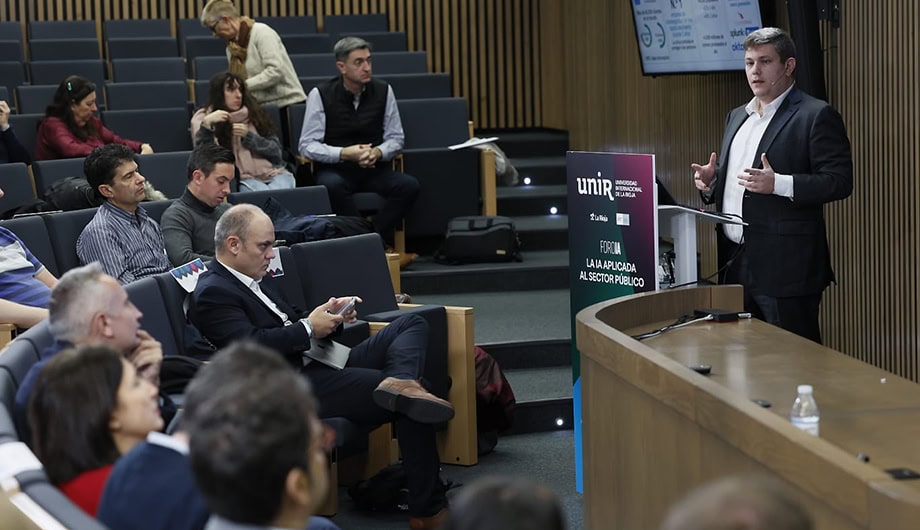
[152,270,198,357]
[274,246,307,311]
[257,16,318,35]
[30,59,106,89]
[185,36,227,60]
[322,14,388,34]
[369,51,428,74]
[290,54,338,77]
[379,73,452,99]
[398,97,469,148]
[42,207,98,274]
[286,102,307,154]
[0,40,24,63]
[281,33,333,55]
[125,276,181,356]
[336,31,407,52]
[0,61,26,95]
[0,21,22,41]
[31,157,86,196]
[228,185,332,215]
[140,199,175,224]
[192,55,230,80]
[0,216,57,277]
[103,19,171,39]
[15,84,58,115]
[102,108,192,153]
[0,380,18,442]
[29,38,100,61]
[0,337,40,391]
[7,113,41,161]
[0,163,37,218]
[106,36,179,59]
[17,478,109,530]
[290,233,396,317]
[137,150,192,199]
[105,80,188,110]
[111,57,186,82]
[29,20,95,40]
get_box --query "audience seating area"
[0,184,478,524]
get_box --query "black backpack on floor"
[435,216,522,264]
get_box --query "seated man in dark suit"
[189,204,451,529]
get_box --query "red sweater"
[58,464,114,516]
[35,116,143,160]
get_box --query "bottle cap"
[797,384,813,394]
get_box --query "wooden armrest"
[480,149,497,216]
[0,323,17,352]
[386,253,401,293]
[438,305,477,465]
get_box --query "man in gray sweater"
[161,144,235,266]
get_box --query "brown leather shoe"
[398,252,419,270]
[374,377,455,423]
[409,507,448,530]
[395,292,412,304]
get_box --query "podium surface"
[576,285,920,530]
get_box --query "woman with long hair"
[191,71,295,191]
[28,345,163,516]
[34,75,153,161]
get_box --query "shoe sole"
[373,387,455,424]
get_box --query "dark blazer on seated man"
[187,204,450,528]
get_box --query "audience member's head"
[334,37,374,90]
[186,341,329,527]
[201,0,240,41]
[44,75,98,137]
[213,203,276,279]
[439,476,565,530]
[203,71,275,144]
[660,475,813,530]
[84,144,146,208]
[48,263,143,352]
[186,142,235,208]
[28,345,163,485]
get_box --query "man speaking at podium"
[691,27,852,344]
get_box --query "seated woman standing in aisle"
[28,345,164,517]
[34,75,153,161]
[191,71,295,192]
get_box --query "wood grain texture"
[578,287,920,529]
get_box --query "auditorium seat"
[106,36,179,59]
[105,81,188,110]
[0,21,21,41]
[125,276,182,355]
[396,97,493,237]
[42,207,98,274]
[137,151,193,199]
[322,14,389,34]
[7,113,42,161]
[258,16,318,35]
[111,57,186,83]
[0,61,26,96]
[184,36,227,60]
[103,19,171,39]
[102,108,193,153]
[300,73,452,99]
[15,84,59,114]
[30,59,106,89]
[0,216,59,277]
[227,185,333,215]
[192,56,229,80]
[281,33,333,54]
[335,31,407,52]
[292,51,428,77]
[28,20,95,40]
[0,163,37,218]
[0,41,24,63]
[140,199,175,224]
[0,87,8,112]
[31,158,85,197]
[29,38,100,61]
[177,18,210,57]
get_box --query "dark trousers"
[315,165,420,241]
[718,232,824,344]
[302,314,445,517]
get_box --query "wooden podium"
[576,286,920,530]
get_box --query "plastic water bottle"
[790,384,820,436]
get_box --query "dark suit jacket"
[703,87,853,297]
[188,260,310,366]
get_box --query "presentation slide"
[631,0,763,74]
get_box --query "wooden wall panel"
[556,0,920,383]
[0,0,545,130]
